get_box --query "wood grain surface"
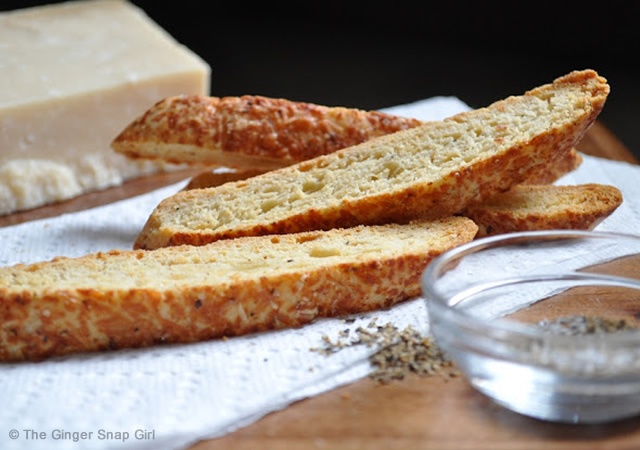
[1,122,639,450]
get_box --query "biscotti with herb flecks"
[134,69,609,250]
[0,216,477,362]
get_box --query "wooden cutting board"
[1,122,638,450]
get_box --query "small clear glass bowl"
[421,230,640,424]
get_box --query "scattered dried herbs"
[312,319,458,384]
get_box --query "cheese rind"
[0,0,211,215]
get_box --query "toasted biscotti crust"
[464,183,623,237]
[0,217,477,362]
[111,95,423,170]
[134,70,609,250]
[112,91,582,182]
[523,148,583,184]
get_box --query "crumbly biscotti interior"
[0,217,478,361]
[1,218,471,291]
[154,72,606,234]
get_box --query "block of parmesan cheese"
[0,0,211,215]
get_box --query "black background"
[4,1,639,159]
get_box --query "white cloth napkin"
[1,97,639,450]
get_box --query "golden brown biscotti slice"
[134,69,609,250]
[182,147,584,191]
[0,216,477,362]
[111,94,423,170]
[464,183,623,237]
[111,91,582,181]
[523,147,583,184]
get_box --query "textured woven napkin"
[1,97,639,450]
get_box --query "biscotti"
[463,183,623,237]
[134,69,609,250]
[182,154,609,238]
[182,148,584,191]
[111,92,582,184]
[111,95,423,170]
[0,216,477,362]
[523,148,583,185]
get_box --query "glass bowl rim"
[421,229,640,344]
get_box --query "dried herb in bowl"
[537,315,637,336]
